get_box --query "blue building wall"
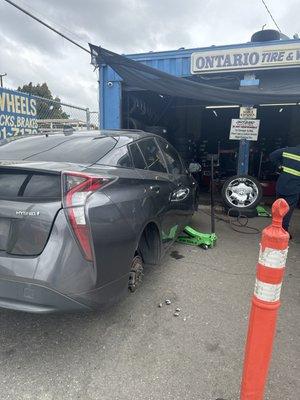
[99,38,300,129]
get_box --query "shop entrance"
[122,87,300,199]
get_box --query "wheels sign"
[0,87,38,139]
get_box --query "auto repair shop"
[91,29,300,210]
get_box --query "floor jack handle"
[210,155,215,234]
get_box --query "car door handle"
[150,185,160,194]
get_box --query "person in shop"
[270,144,300,238]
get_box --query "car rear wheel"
[128,254,144,293]
[222,174,262,210]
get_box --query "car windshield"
[0,135,117,164]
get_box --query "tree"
[18,82,69,119]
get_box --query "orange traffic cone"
[240,198,290,400]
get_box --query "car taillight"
[62,171,111,261]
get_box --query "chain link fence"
[32,94,99,133]
[0,86,99,140]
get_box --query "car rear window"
[0,171,61,199]
[0,135,117,164]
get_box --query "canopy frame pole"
[237,139,250,175]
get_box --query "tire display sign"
[0,88,38,139]
[229,119,260,141]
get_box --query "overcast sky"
[0,0,299,110]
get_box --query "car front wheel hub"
[128,255,143,292]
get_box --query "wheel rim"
[128,255,143,292]
[225,177,259,208]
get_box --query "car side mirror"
[188,163,201,173]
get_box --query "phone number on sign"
[0,127,38,138]
[0,114,38,139]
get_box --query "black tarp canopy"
[90,44,300,106]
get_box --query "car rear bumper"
[0,277,93,313]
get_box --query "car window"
[0,172,61,199]
[138,138,167,173]
[157,138,184,175]
[98,145,133,168]
[129,143,147,169]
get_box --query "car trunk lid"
[0,162,87,256]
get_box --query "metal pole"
[257,151,264,180]
[210,155,215,234]
[26,93,87,111]
[237,139,250,175]
[0,73,7,88]
[86,108,91,130]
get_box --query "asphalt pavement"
[0,207,299,400]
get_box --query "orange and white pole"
[240,198,290,400]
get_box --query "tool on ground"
[177,226,217,249]
[240,198,290,400]
[256,205,271,217]
[177,156,217,249]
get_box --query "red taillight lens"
[62,171,110,261]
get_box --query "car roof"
[0,129,158,147]
[96,129,158,143]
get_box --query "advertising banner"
[191,43,300,74]
[0,88,38,139]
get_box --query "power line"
[3,0,91,54]
[261,0,281,32]
[16,0,88,47]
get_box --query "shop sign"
[229,119,260,141]
[239,107,257,119]
[0,87,38,140]
[191,43,300,74]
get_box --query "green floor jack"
[177,156,217,250]
[256,205,271,218]
[177,226,217,250]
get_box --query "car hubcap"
[128,255,143,292]
[225,178,259,208]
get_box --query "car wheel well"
[137,222,161,265]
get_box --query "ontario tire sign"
[191,43,300,74]
[0,88,38,139]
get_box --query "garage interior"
[121,86,300,199]
[91,33,300,210]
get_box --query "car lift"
[177,156,217,250]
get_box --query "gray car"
[0,130,198,313]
